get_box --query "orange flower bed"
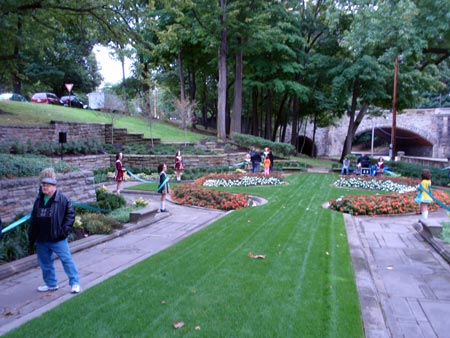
[329,189,450,216]
[171,183,249,211]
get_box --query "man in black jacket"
[29,168,81,294]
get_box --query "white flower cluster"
[334,177,416,193]
[202,175,284,188]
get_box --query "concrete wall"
[0,170,96,223]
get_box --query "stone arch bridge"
[293,108,450,159]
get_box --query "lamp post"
[371,119,375,157]
[390,55,403,161]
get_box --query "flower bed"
[171,173,284,210]
[333,176,418,193]
[171,183,249,210]
[196,172,284,188]
[329,176,450,216]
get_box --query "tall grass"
[5,173,363,338]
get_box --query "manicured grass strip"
[5,173,363,338]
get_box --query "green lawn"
[5,173,364,338]
[0,101,203,143]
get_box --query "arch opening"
[297,136,317,157]
[352,127,432,157]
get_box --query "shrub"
[231,133,295,157]
[0,154,77,179]
[0,138,105,156]
[0,216,31,263]
[442,221,450,244]
[80,213,122,235]
[95,189,127,210]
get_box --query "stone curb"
[415,220,450,264]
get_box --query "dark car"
[0,93,27,102]
[31,92,62,105]
[60,95,87,109]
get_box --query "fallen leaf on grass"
[195,326,201,331]
[160,300,166,305]
[173,321,185,329]
[248,252,266,259]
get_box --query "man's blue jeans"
[36,239,79,287]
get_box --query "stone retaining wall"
[0,170,96,223]
[120,153,246,170]
[62,153,246,171]
[0,152,245,222]
[0,121,159,146]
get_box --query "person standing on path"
[28,168,81,293]
[115,152,126,195]
[174,150,184,182]
[263,155,271,176]
[250,147,262,173]
[157,163,170,213]
[264,147,274,173]
[415,169,433,220]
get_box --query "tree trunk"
[178,53,186,129]
[217,0,227,141]
[230,36,243,138]
[12,16,23,94]
[311,112,317,157]
[252,87,259,136]
[340,79,370,161]
[290,96,299,148]
[265,89,272,139]
[272,92,288,142]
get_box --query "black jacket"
[29,190,75,243]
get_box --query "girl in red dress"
[174,150,184,181]
[115,152,126,194]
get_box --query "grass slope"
[0,101,203,143]
[5,173,363,338]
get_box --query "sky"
[94,45,133,87]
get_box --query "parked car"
[60,95,87,109]
[0,93,27,102]
[31,92,62,105]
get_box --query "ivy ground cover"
[6,174,363,338]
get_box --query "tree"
[0,0,141,95]
[330,0,449,160]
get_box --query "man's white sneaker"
[37,285,58,292]
[71,284,81,294]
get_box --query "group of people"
[245,147,274,175]
[340,154,385,176]
[0,144,438,299]
[115,150,183,213]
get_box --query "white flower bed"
[202,176,284,188]
[333,177,416,193]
